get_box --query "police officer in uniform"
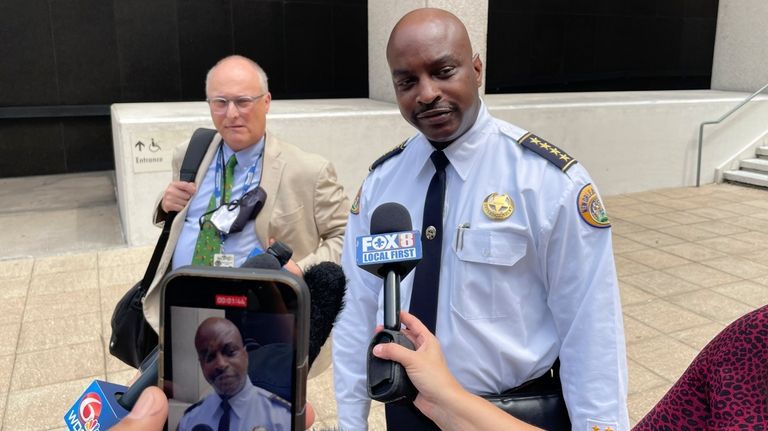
[332,8,628,431]
[179,317,291,431]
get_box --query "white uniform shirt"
[173,137,266,269]
[332,103,629,431]
[178,379,291,431]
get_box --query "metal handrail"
[696,81,768,186]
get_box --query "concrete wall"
[368,0,488,103]
[113,90,768,246]
[711,0,768,91]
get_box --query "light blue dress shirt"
[173,137,265,269]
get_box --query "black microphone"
[241,252,283,270]
[358,202,421,403]
[357,202,422,330]
[191,425,214,431]
[304,261,346,367]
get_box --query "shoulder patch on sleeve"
[183,399,204,414]
[369,140,408,172]
[350,183,362,215]
[577,183,611,228]
[518,132,577,172]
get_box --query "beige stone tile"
[620,282,656,306]
[0,296,24,325]
[0,390,5,429]
[16,313,102,354]
[702,256,768,279]
[655,187,702,199]
[626,335,699,380]
[621,249,690,270]
[628,384,673,426]
[29,269,98,295]
[714,280,768,307]
[98,246,154,267]
[0,354,13,392]
[741,248,768,265]
[669,322,727,351]
[718,215,768,234]
[651,198,701,211]
[6,376,102,431]
[307,366,338,427]
[659,242,726,261]
[623,299,711,333]
[0,277,30,302]
[727,230,768,248]
[612,213,680,229]
[695,236,764,255]
[621,230,686,248]
[623,315,662,345]
[665,290,754,324]
[671,212,711,225]
[603,205,644,219]
[621,203,678,215]
[24,289,100,322]
[742,199,768,210]
[621,271,701,297]
[712,202,768,216]
[609,218,646,234]
[611,236,648,255]
[0,323,20,356]
[615,255,653,277]
[663,263,740,288]
[658,224,719,242]
[369,401,386,431]
[32,253,96,275]
[10,341,105,391]
[98,264,145,287]
[628,359,667,395]
[603,195,640,207]
[0,258,33,280]
[625,190,673,203]
[684,207,740,220]
[691,220,750,235]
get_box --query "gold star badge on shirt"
[482,193,514,220]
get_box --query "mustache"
[414,102,454,118]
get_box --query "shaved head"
[385,8,482,146]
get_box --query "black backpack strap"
[139,127,218,292]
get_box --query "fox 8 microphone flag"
[356,230,422,266]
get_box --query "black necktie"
[218,399,231,431]
[386,150,449,431]
[410,150,450,333]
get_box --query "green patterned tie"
[192,154,237,266]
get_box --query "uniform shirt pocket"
[450,228,529,320]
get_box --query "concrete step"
[757,146,768,157]
[740,158,768,173]
[723,169,768,187]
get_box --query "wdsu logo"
[66,392,102,431]
[356,231,422,265]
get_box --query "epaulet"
[369,140,408,172]
[518,132,577,172]
[183,399,204,414]
[269,393,292,409]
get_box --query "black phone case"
[158,266,309,431]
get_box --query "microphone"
[356,202,422,330]
[304,261,346,367]
[191,425,214,431]
[63,348,159,429]
[243,240,293,269]
[359,202,421,403]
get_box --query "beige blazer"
[142,131,350,333]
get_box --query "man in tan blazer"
[141,55,349,370]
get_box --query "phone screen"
[160,268,308,431]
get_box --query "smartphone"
[159,266,309,431]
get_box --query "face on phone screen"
[160,271,306,431]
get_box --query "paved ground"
[1,171,768,430]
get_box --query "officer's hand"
[161,181,196,213]
[372,311,464,424]
[283,259,304,277]
[109,386,168,431]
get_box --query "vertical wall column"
[711,0,768,91]
[368,0,489,103]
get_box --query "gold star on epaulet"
[518,132,577,172]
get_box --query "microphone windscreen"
[304,261,346,367]
[371,202,412,234]
[241,253,282,270]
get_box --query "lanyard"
[213,144,261,206]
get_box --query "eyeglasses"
[207,94,266,114]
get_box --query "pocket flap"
[455,228,527,266]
